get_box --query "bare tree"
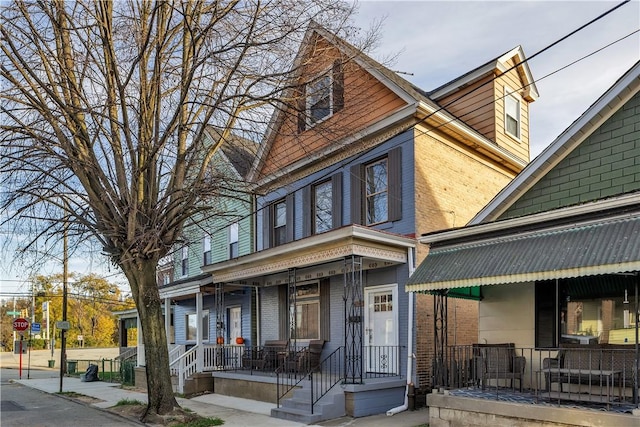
[0,0,376,420]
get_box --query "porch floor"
[448,387,639,415]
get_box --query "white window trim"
[306,68,334,129]
[504,85,522,141]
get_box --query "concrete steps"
[271,382,345,424]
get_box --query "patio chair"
[286,340,325,373]
[241,347,266,370]
[473,343,525,392]
[263,339,289,370]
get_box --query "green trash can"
[67,360,77,374]
[48,360,55,368]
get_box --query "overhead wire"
[193,0,638,246]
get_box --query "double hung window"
[350,147,401,226]
[186,311,209,341]
[313,181,333,233]
[504,86,521,139]
[273,200,287,247]
[203,235,211,265]
[298,60,344,132]
[181,246,188,277]
[290,284,320,340]
[229,222,239,258]
[365,158,389,225]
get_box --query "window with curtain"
[290,283,320,340]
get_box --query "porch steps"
[271,383,345,424]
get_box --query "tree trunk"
[123,259,178,420]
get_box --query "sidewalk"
[12,376,428,427]
[4,350,428,426]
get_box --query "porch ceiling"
[203,225,415,285]
[406,214,640,292]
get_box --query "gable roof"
[204,126,258,179]
[470,60,640,224]
[247,23,534,187]
[429,46,539,102]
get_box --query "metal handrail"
[276,346,345,414]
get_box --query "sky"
[1,0,639,297]
[353,0,640,157]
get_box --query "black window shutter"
[320,278,330,341]
[297,85,306,133]
[279,285,288,339]
[331,172,343,229]
[388,146,402,222]
[350,164,363,225]
[332,60,344,114]
[285,193,295,243]
[302,185,311,238]
[263,203,272,249]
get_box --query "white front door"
[364,284,398,374]
[229,306,242,343]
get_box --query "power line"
[195,0,637,244]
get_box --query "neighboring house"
[199,24,538,422]
[141,127,258,393]
[407,61,640,426]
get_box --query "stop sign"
[13,318,29,331]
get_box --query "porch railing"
[203,344,244,370]
[168,344,185,374]
[169,345,197,393]
[434,344,640,411]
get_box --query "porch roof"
[203,224,415,285]
[406,213,640,293]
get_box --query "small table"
[537,368,622,410]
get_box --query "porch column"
[164,298,171,347]
[215,283,224,342]
[196,292,204,372]
[432,290,448,388]
[344,255,363,384]
[288,268,297,347]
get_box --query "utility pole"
[59,209,68,393]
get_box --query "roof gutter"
[419,193,640,245]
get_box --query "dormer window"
[298,60,344,132]
[504,86,521,140]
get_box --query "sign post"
[13,318,29,379]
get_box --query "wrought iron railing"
[433,344,640,411]
[276,345,404,414]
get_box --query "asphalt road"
[1,382,140,426]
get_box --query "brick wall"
[412,126,517,389]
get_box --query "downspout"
[387,246,416,416]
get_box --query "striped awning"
[406,215,640,293]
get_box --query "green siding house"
[407,61,640,426]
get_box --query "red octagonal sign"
[13,318,29,331]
